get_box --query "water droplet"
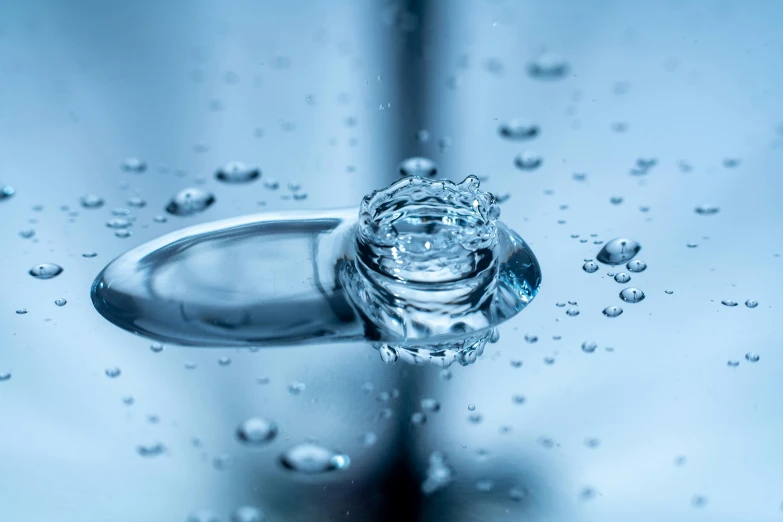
[524,334,538,343]
[0,371,11,382]
[150,343,164,353]
[216,161,261,183]
[602,306,623,318]
[105,367,121,378]
[378,344,399,364]
[745,352,760,362]
[236,417,278,446]
[614,272,631,283]
[514,151,543,171]
[136,442,165,457]
[694,204,719,216]
[54,298,67,307]
[527,53,569,79]
[0,185,15,201]
[411,411,427,425]
[115,229,132,239]
[626,260,647,273]
[287,381,306,395]
[399,157,437,178]
[127,196,146,208]
[166,188,216,216]
[610,196,624,205]
[498,118,539,140]
[727,360,740,367]
[721,300,738,307]
[106,218,133,229]
[15,309,28,315]
[18,229,35,239]
[475,478,494,492]
[512,395,526,404]
[468,404,476,411]
[582,341,597,353]
[691,495,708,508]
[153,215,167,223]
[745,299,758,308]
[509,486,526,501]
[217,356,231,366]
[566,308,580,316]
[582,261,599,273]
[421,398,441,412]
[80,194,105,209]
[231,506,265,522]
[619,288,645,303]
[361,432,378,447]
[121,157,147,173]
[29,263,63,280]
[596,238,641,265]
[279,442,350,474]
[665,289,674,294]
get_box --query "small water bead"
[81,252,98,259]
[19,229,35,239]
[626,260,647,273]
[510,360,523,368]
[218,356,231,366]
[54,298,67,307]
[106,218,133,229]
[468,414,483,424]
[136,442,165,457]
[582,261,599,273]
[216,161,261,184]
[127,196,146,208]
[0,372,11,382]
[166,187,216,216]
[556,302,565,307]
[498,118,539,140]
[512,395,526,404]
[619,288,645,303]
[745,299,758,308]
[115,230,132,239]
[399,157,437,178]
[722,158,739,168]
[727,360,740,367]
[610,196,624,205]
[421,398,441,412]
[287,382,306,395]
[231,506,265,522]
[687,242,698,248]
[566,308,580,316]
[16,309,28,314]
[524,334,538,344]
[691,496,708,508]
[411,412,427,425]
[475,478,494,493]
[184,362,197,370]
[614,272,631,283]
[280,443,350,474]
[80,194,104,209]
[112,207,131,216]
[105,367,121,378]
[378,344,399,364]
[602,306,623,318]
[263,179,280,190]
[514,151,543,171]
[527,52,569,79]
[0,185,15,201]
[29,263,63,280]
[150,343,164,353]
[721,300,738,307]
[596,238,641,265]
[236,417,278,446]
[468,404,476,411]
[121,157,147,173]
[745,352,760,362]
[694,204,719,216]
[509,487,527,502]
[582,341,597,353]
[568,300,578,306]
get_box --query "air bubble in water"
[626,260,647,273]
[279,442,350,474]
[614,272,631,283]
[619,288,645,303]
[475,478,494,493]
[29,263,63,280]
[421,398,441,412]
[602,306,623,318]
[582,261,599,273]
[721,300,738,307]
[166,188,216,216]
[287,382,305,395]
[695,204,719,216]
[514,151,543,171]
[231,506,265,522]
[596,238,641,265]
[411,412,427,425]
[527,53,569,79]
[399,157,437,178]
[498,119,539,140]
[236,417,278,446]
[80,194,105,209]
[421,452,454,495]
[216,161,261,183]
[745,299,758,308]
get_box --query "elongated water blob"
[91,176,541,364]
